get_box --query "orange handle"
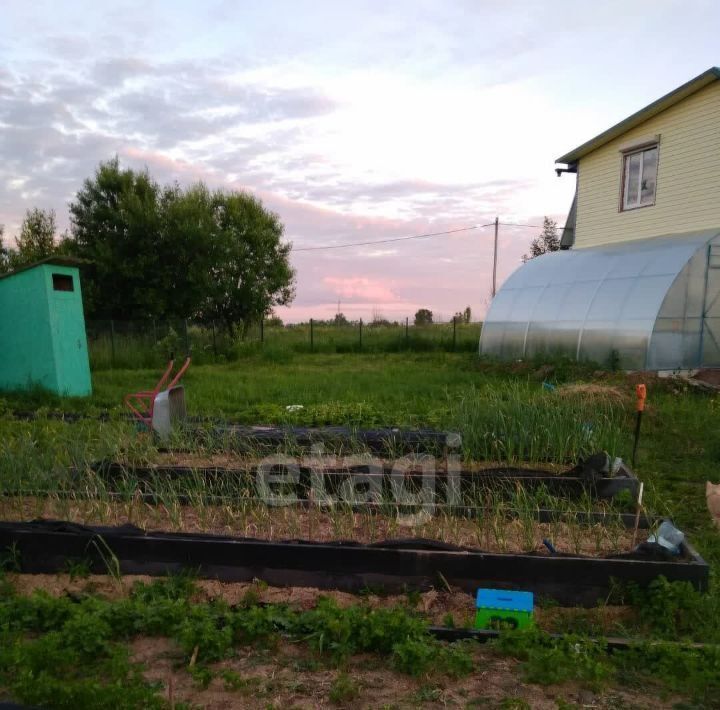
[636,384,647,412]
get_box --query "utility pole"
[491,216,499,298]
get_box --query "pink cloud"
[121,147,215,183]
[323,276,398,302]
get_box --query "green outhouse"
[0,258,92,396]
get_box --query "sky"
[1,1,719,322]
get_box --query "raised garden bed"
[0,519,708,606]
[89,455,641,501]
[210,424,457,455]
[0,495,643,555]
[4,411,458,456]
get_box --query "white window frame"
[620,144,659,211]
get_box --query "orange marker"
[636,384,647,412]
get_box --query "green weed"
[328,671,359,704]
[627,576,720,643]
[189,665,214,689]
[220,669,262,694]
[64,557,92,580]
[0,543,21,572]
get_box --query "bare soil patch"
[556,383,629,406]
[692,368,720,387]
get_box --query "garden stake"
[631,384,646,469]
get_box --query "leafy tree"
[66,157,165,319]
[333,312,349,326]
[157,182,219,322]
[193,189,295,335]
[523,217,560,262]
[65,158,295,331]
[0,210,60,273]
[414,308,433,326]
[14,208,58,265]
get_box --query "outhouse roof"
[0,256,86,281]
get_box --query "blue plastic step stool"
[475,588,534,630]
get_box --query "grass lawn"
[1,352,719,708]
[94,352,482,423]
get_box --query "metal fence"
[85,318,482,370]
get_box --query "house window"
[621,145,658,210]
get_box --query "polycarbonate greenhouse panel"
[480,230,720,370]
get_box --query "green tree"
[67,157,165,319]
[65,158,296,331]
[414,308,433,326]
[157,182,218,321]
[194,189,295,335]
[14,207,58,266]
[523,217,559,262]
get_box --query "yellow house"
[480,68,720,371]
[557,67,720,249]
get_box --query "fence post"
[452,316,457,352]
[110,319,116,369]
[310,318,314,352]
[260,318,264,343]
[184,319,190,356]
[152,319,157,344]
[359,318,363,350]
[211,322,217,362]
[405,317,409,348]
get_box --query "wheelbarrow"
[124,357,191,439]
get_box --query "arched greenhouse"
[480,230,720,370]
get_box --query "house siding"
[575,81,720,248]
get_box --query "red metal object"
[125,357,191,429]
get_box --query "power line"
[292,220,566,253]
[500,222,569,229]
[292,224,492,252]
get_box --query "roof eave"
[555,67,720,165]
